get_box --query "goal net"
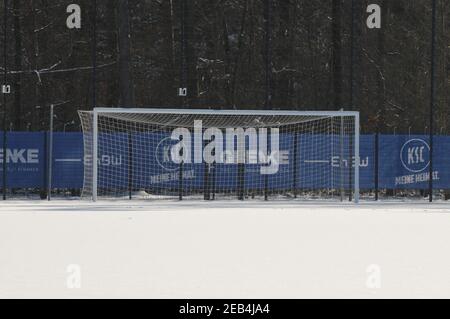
[79,108,359,202]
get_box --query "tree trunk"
[332,0,342,110]
[118,0,133,107]
[161,0,175,104]
[377,0,386,131]
[230,1,248,108]
[106,1,119,107]
[276,0,295,109]
[264,0,273,109]
[13,0,22,130]
[185,0,198,107]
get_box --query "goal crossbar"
[93,107,359,117]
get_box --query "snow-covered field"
[1,199,450,299]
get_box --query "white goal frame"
[89,108,360,203]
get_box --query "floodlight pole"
[429,0,437,203]
[350,0,356,109]
[48,104,54,201]
[92,0,97,109]
[2,0,8,201]
[349,0,356,202]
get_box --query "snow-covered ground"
[1,199,450,298]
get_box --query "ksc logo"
[400,139,430,173]
[155,137,180,171]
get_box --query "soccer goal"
[79,108,360,202]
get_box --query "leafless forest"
[0,0,449,134]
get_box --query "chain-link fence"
[0,0,449,200]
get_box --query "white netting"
[79,109,358,201]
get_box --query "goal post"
[79,108,360,203]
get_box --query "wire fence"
[0,1,449,200]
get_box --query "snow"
[1,199,450,298]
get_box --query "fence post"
[179,161,183,201]
[128,132,132,200]
[2,0,8,201]
[47,104,54,201]
[429,0,437,203]
[375,132,379,201]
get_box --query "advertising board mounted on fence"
[1,132,449,191]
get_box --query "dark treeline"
[0,0,449,133]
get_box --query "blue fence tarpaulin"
[52,132,84,188]
[0,132,448,190]
[378,135,450,189]
[0,132,46,188]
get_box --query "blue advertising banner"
[379,135,450,189]
[128,131,204,190]
[360,135,375,189]
[52,132,84,188]
[0,132,449,190]
[0,132,46,188]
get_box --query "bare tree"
[118,0,133,107]
[13,0,22,130]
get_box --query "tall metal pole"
[340,112,344,202]
[265,0,272,110]
[2,0,8,200]
[263,0,272,201]
[429,0,437,203]
[92,0,97,109]
[92,109,98,202]
[128,132,132,200]
[350,0,355,110]
[374,132,379,201]
[48,104,53,201]
[354,113,360,204]
[180,0,187,107]
[349,0,356,202]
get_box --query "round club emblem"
[400,139,430,173]
[155,137,180,172]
